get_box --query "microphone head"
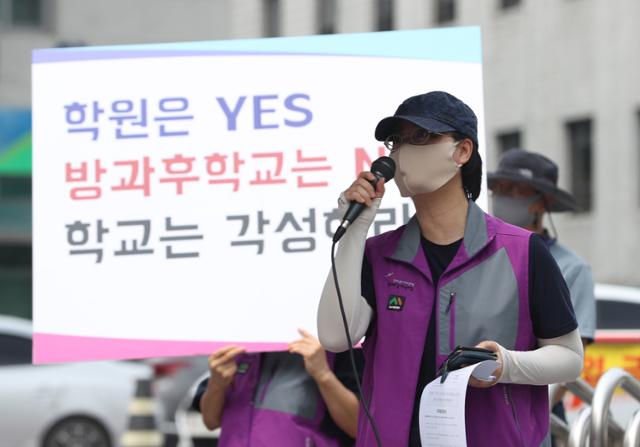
[371,156,396,182]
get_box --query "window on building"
[55,40,87,48]
[0,176,31,199]
[263,0,280,37]
[0,334,32,366]
[0,243,31,320]
[377,0,393,31]
[566,119,593,212]
[500,0,521,10]
[435,0,456,24]
[317,0,336,34]
[496,130,522,155]
[0,0,41,27]
[0,177,32,320]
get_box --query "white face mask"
[390,141,460,197]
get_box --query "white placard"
[32,28,485,362]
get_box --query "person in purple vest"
[317,91,584,446]
[191,328,363,446]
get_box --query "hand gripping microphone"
[332,156,396,242]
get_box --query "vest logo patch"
[237,362,251,374]
[387,295,406,311]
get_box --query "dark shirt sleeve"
[191,378,209,413]
[529,234,578,339]
[361,254,377,337]
[331,348,365,393]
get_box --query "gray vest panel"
[253,352,319,420]
[439,247,520,355]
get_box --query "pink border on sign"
[33,333,288,364]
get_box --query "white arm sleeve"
[317,193,379,352]
[497,329,584,385]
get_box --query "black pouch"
[437,345,498,383]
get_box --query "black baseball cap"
[374,91,479,149]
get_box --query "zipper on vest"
[445,292,456,314]
[504,385,525,445]
[446,292,456,352]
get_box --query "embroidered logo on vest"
[387,295,406,311]
[385,272,415,291]
[384,272,415,290]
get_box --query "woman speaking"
[317,91,583,446]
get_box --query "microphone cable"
[331,239,382,447]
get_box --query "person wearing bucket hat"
[489,148,578,218]
[488,148,596,347]
[318,91,583,446]
[489,149,597,445]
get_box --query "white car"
[560,283,640,429]
[594,283,640,343]
[0,315,155,447]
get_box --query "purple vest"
[357,201,548,446]
[219,352,346,447]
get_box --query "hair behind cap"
[452,131,482,201]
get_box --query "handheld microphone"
[332,156,396,242]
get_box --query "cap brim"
[487,172,579,212]
[375,115,457,141]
